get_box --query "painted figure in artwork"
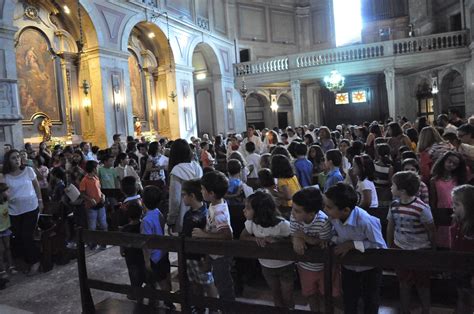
[38,117,52,142]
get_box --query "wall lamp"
[270,94,278,112]
[159,100,167,114]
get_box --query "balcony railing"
[234,30,469,77]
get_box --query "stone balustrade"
[234,30,469,77]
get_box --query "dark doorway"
[278,112,288,129]
[450,13,462,31]
[239,49,250,62]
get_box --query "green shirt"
[98,166,117,189]
[0,202,11,232]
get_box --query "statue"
[38,117,52,142]
[134,117,142,136]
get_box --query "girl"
[366,124,382,159]
[417,126,452,184]
[0,183,15,278]
[270,154,301,219]
[338,139,351,174]
[240,192,294,309]
[229,151,251,183]
[374,144,394,206]
[430,151,467,248]
[406,128,419,151]
[387,122,412,162]
[115,153,143,192]
[352,154,378,209]
[308,145,326,185]
[450,185,474,313]
[303,134,314,146]
[33,155,49,191]
[260,153,272,170]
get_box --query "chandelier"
[324,70,345,93]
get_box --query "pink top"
[434,178,456,209]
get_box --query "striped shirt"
[417,181,429,205]
[290,211,332,271]
[374,162,391,186]
[387,197,433,250]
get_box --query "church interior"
[0,0,473,313]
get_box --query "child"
[259,153,271,170]
[450,185,474,313]
[79,160,107,250]
[200,141,215,168]
[430,151,467,248]
[141,185,172,307]
[388,171,436,314]
[374,143,394,188]
[271,154,301,219]
[115,153,142,192]
[338,139,351,173]
[50,167,66,202]
[0,183,15,278]
[323,149,344,192]
[181,180,218,300]
[240,191,294,308]
[192,170,235,301]
[402,158,429,204]
[245,142,261,187]
[121,202,145,301]
[98,154,119,189]
[308,145,326,186]
[290,187,334,312]
[294,143,313,188]
[352,154,378,209]
[225,159,244,205]
[324,183,386,314]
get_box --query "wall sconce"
[169,90,177,103]
[112,75,122,112]
[431,77,439,95]
[159,100,167,113]
[270,94,278,112]
[81,79,91,114]
[227,99,234,110]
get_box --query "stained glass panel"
[352,90,367,103]
[335,92,349,105]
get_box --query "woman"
[386,122,412,162]
[214,135,227,173]
[418,126,453,184]
[264,130,279,153]
[3,149,42,275]
[318,126,335,153]
[167,139,203,233]
[38,141,52,167]
[365,124,382,159]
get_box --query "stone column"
[291,80,302,126]
[0,24,24,152]
[384,68,397,119]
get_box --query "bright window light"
[333,0,362,47]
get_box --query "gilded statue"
[134,118,142,136]
[38,117,52,141]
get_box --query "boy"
[121,202,145,302]
[291,186,333,312]
[324,149,344,192]
[388,171,436,314]
[294,143,313,188]
[118,176,143,228]
[402,158,429,204]
[324,183,386,314]
[181,179,218,299]
[245,142,261,188]
[200,141,215,168]
[98,154,119,189]
[80,160,107,250]
[225,159,243,204]
[192,171,235,301]
[141,185,172,308]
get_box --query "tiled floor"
[0,246,457,313]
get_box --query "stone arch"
[245,92,270,129]
[440,69,465,116]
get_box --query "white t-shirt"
[245,153,261,179]
[207,201,232,259]
[356,178,378,208]
[244,219,293,268]
[5,167,39,216]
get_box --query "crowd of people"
[0,110,473,313]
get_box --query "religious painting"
[351,90,367,103]
[128,52,146,120]
[335,92,349,105]
[16,28,61,121]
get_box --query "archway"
[191,42,221,137]
[13,0,99,144]
[277,94,293,129]
[245,93,270,130]
[126,22,175,137]
[440,70,465,117]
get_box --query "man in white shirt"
[240,125,263,156]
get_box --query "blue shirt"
[331,206,387,272]
[141,208,164,263]
[228,178,241,194]
[294,158,313,188]
[324,168,344,192]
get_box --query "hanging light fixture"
[240,77,248,98]
[324,70,345,93]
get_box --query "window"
[333,0,362,46]
[335,92,349,105]
[240,49,250,62]
[351,90,367,103]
